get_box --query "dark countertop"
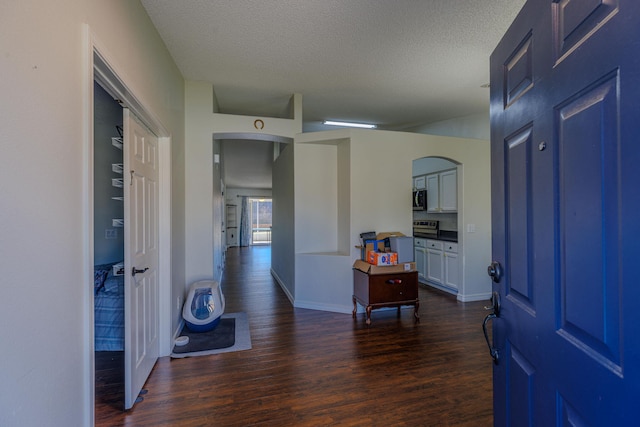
[413,231,458,243]
[436,234,458,243]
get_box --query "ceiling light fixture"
[323,120,377,129]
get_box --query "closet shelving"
[111,136,123,150]
[111,126,124,228]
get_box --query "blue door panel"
[553,0,620,63]
[508,345,535,426]
[556,71,621,368]
[505,33,534,107]
[557,393,588,427]
[506,127,534,307]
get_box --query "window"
[250,198,272,245]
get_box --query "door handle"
[483,313,499,364]
[482,291,501,364]
[132,267,149,277]
[487,261,503,283]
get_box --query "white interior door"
[123,109,159,410]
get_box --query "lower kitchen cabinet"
[415,238,459,291]
[443,242,459,289]
[426,240,444,284]
[414,239,427,281]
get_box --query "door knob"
[487,261,503,283]
[132,267,149,277]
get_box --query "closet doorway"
[89,44,172,417]
[93,81,125,411]
[93,83,160,411]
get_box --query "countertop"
[414,230,458,243]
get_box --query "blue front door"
[489,1,640,424]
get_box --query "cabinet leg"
[352,296,357,319]
[414,300,420,322]
[366,306,372,326]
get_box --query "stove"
[413,220,439,239]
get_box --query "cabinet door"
[426,248,443,284]
[426,174,439,212]
[439,169,457,212]
[415,247,427,281]
[444,252,459,289]
[413,175,426,190]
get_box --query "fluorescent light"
[323,120,377,129]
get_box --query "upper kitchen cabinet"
[426,168,457,213]
[439,169,457,212]
[426,174,439,211]
[413,175,426,190]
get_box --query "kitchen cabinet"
[439,170,457,212]
[416,238,459,291]
[413,175,426,190]
[426,239,444,284]
[426,169,457,213]
[443,242,459,290]
[426,174,439,212]
[414,238,427,281]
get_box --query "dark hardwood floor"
[96,246,493,426]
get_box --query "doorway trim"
[82,25,172,425]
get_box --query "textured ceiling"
[140,0,526,188]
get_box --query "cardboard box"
[368,251,398,266]
[376,231,406,241]
[353,259,416,275]
[356,232,407,260]
[388,236,414,263]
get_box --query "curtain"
[239,196,251,247]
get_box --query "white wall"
[291,129,492,313]
[349,130,492,302]
[406,112,490,140]
[184,81,300,295]
[271,144,296,300]
[0,1,185,426]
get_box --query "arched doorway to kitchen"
[412,156,462,297]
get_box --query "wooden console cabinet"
[352,269,419,325]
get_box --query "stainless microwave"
[413,190,427,210]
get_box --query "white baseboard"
[270,268,294,305]
[420,280,491,303]
[173,318,185,342]
[293,299,353,315]
[420,280,459,297]
[457,292,492,302]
